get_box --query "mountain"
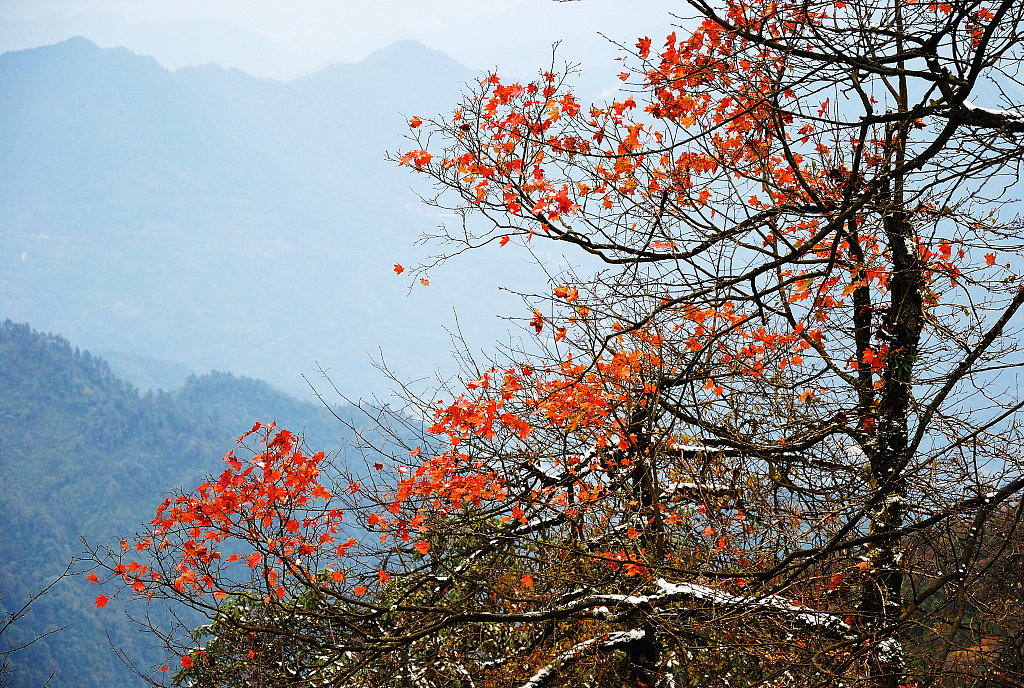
[88,348,195,392]
[0,38,545,400]
[0,320,364,688]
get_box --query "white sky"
[0,0,685,81]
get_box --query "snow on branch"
[956,100,1024,131]
[573,579,852,640]
[516,630,647,688]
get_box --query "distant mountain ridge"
[0,37,541,399]
[0,320,360,687]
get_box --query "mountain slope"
[0,320,359,688]
[0,38,542,399]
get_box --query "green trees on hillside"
[0,320,352,688]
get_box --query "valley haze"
[0,36,556,400]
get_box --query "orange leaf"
[409,116,423,128]
[246,552,262,568]
[354,585,367,595]
[420,277,430,286]
[410,446,422,457]
[637,36,652,59]
[986,253,996,266]
[214,591,228,600]
[95,594,109,608]
[530,309,544,335]
[88,573,99,584]
[521,574,534,588]
[500,236,510,246]
[414,541,430,555]
[394,264,405,275]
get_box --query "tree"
[89,1,1024,686]
[1,568,71,688]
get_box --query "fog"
[1,0,682,83]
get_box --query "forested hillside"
[0,320,356,687]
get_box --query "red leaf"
[637,36,652,59]
[409,116,423,128]
[409,446,422,457]
[500,236,510,246]
[394,264,405,275]
[246,552,262,568]
[354,585,367,595]
[95,594,109,608]
[521,574,534,588]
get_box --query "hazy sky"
[0,0,685,81]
